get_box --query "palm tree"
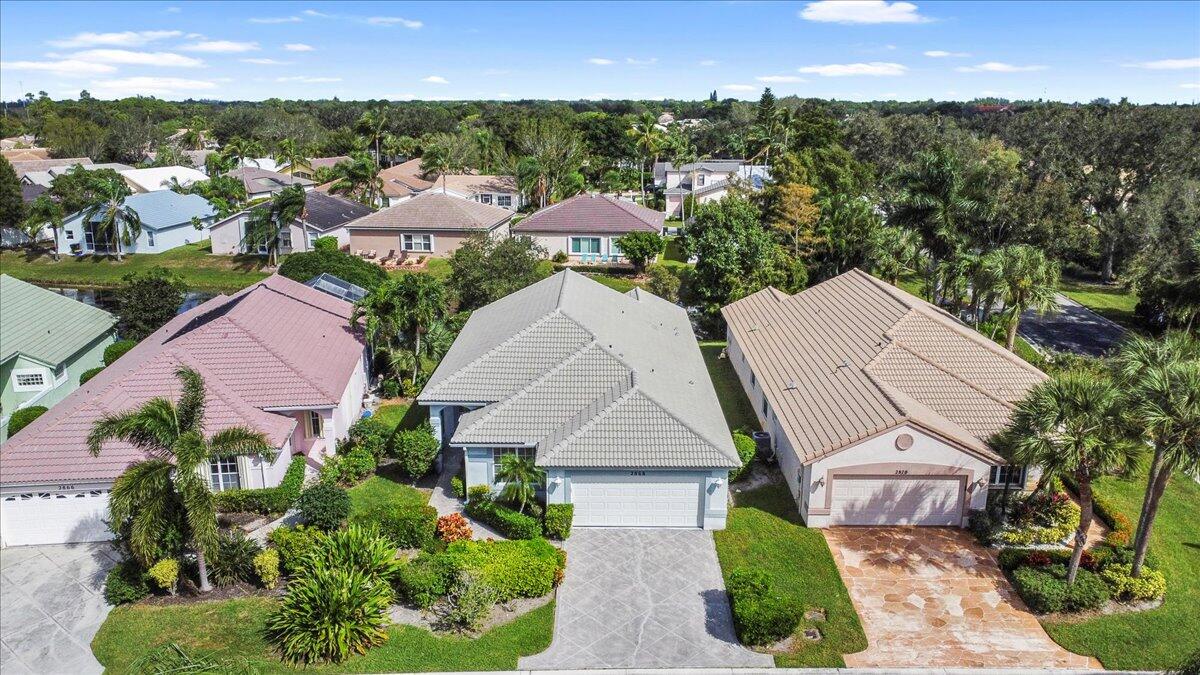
[181,116,207,150]
[82,183,141,261]
[23,195,64,260]
[980,244,1061,350]
[1003,371,1139,583]
[88,367,273,592]
[888,149,984,303]
[328,152,383,207]
[274,139,311,181]
[494,453,544,514]
[242,185,306,266]
[392,274,448,385]
[628,111,663,203]
[351,283,406,355]
[420,142,454,192]
[869,226,923,285]
[1114,332,1200,576]
[470,127,506,173]
[222,137,265,195]
[357,107,390,166]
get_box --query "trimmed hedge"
[465,497,542,540]
[80,366,105,385]
[730,432,757,481]
[443,538,565,602]
[213,454,307,514]
[104,560,150,605]
[543,504,574,540]
[354,503,438,550]
[727,567,804,645]
[6,406,47,438]
[103,339,137,366]
[268,524,327,575]
[1061,475,1133,547]
[1100,563,1166,602]
[1011,564,1110,613]
[297,483,351,531]
[395,552,459,609]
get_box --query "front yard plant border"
[213,454,306,515]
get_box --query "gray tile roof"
[420,270,739,469]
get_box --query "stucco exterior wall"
[348,228,477,258]
[209,214,247,255]
[0,331,117,443]
[520,231,628,259]
[58,213,213,255]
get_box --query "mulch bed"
[138,579,286,607]
[389,592,553,637]
[1041,597,1164,624]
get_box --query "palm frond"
[174,367,207,433]
[209,426,276,463]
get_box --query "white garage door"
[570,471,704,528]
[830,476,962,526]
[1,489,113,546]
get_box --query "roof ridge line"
[907,303,1048,377]
[634,387,742,464]
[539,378,639,463]
[881,335,1018,411]
[221,312,336,403]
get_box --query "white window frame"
[569,236,602,255]
[12,368,49,392]
[697,174,706,186]
[305,411,324,439]
[66,230,75,240]
[209,457,241,492]
[479,193,493,205]
[402,233,433,252]
[609,238,623,256]
[147,231,155,247]
[989,465,1026,487]
[494,447,536,467]
[497,194,512,208]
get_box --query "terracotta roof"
[346,192,512,232]
[721,269,1047,465]
[379,158,435,191]
[512,193,664,235]
[2,149,52,162]
[1,275,366,486]
[436,174,518,195]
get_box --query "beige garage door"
[830,476,962,526]
[569,471,704,528]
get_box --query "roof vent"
[839,358,850,369]
[785,380,798,390]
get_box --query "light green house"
[1,275,118,442]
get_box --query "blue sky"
[1,1,1197,103]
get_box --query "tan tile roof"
[721,269,1046,465]
[379,158,435,191]
[436,174,517,195]
[345,191,512,231]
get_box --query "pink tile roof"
[1,275,366,486]
[512,193,665,235]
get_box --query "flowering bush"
[1100,563,1166,602]
[437,513,474,543]
[1000,490,1079,546]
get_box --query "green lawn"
[348,473,429,520]
[373,403,424,432]
[1042,471,1200,670]
[1059,277,1140,329]
[388,257,452,281]
[714,480,868,667]
[92,597,556,674]
[699,341,759,432]
[660,237,691,270]
[0,241,270,293]
[586,273,639,293]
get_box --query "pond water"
[39,285,215,316]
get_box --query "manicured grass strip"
[1042,472,1200,670]
[586,273,638,293]
[0,242,270,293]
[714,481,868,667]
[387,257,452,281]
[92,597,556,674]
[661,237,691,270]
[1059,278,1140,329]
[348,474,428,520]
[699,341,759,433]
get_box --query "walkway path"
[1020,293,1127,357]
[428,448,504,540]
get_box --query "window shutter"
[236,455,253,489]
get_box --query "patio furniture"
[366,249,377,259]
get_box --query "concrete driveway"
[824,527,1099,669]
[1020,293,1127,357]
[0,543,117,674]
[519,529,773,670]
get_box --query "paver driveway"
[824,527,1099,669]
[0,543,117,674]
[519,529,773,670]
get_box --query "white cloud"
[303,9,332,17]
[625,57,658,66]
[799,1,930,24]
[422,75,449,84]
[241,58,292,65]
[0,59,116,76]
[699,59,718,67]
[67,49,204,68]
[165,6,181,13]
[283,43,314,52]
[587,58,615,65]
[756,75,807,83]
[1123,57,1200,70]
[49,30,182,48]
[276,76,341,83]
[181,40,260,53]
[366,16,423,28]
[1182,83,1200,89]
[924,50,969,58]
[798,61,907,76]
[956,61,1047,73]
[249,16,301,24]
[720,84,758,92]
[90,76,217,96]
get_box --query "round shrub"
[543,503,574,540]
[278,249,387,292]
[254,548,281,590]
[268,525,327,575]
[104,560,150,605]
[726,566,803,645]
[297,482,351,531]
[1012,565,1110,613]
[209,531,262,587]
[437,513,473,543]
[6,406,47,438]
[313,236,339,252]
[396,552,461,609]
[79,366,105,385]
[266,564,392,665]
[391,423,440,478]
[1101,563,1166,602]
[441,572,498,633]
[104,339,137,365]
[729,432,757,481]
[147,558,180,594]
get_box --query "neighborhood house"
[210,190,373,255]
[225,166,315,201]
[119,166,209,193]
[510,193,665,261]
[57,190,217,256]
[0,275,118,443]
[346,191,513,260]
[722,269,1047,528]
[0,275,369,546]
[656,159,769,219]
[418,270,740,529]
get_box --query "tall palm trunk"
[51,226,60,261]
[196,548,213,592]
[412,327,421,386]
[1132,461,1172,576]
[1068,473,1094,584]
[1005,313,1020,351]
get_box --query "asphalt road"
[1019,294,1127,358]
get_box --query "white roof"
[120,166,208,192]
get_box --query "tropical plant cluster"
[726,567,805,646]
[999,546,1166,613]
